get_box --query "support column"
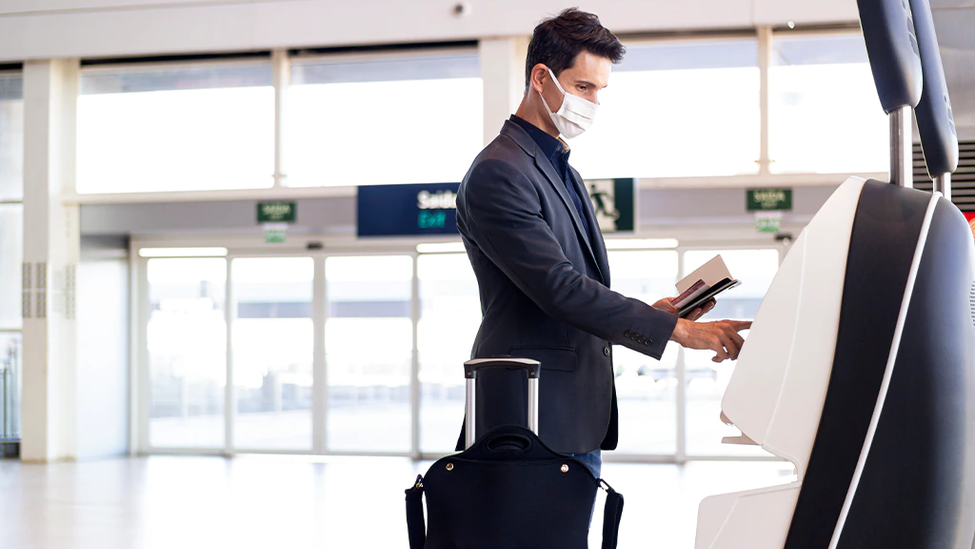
[479,37,530,146]
[20,59,80,463]
[272,48,289,188]
[757,26,773,176]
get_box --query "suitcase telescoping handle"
[463,358,541,449]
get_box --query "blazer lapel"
[501,121,605,283]
[569,169,611,287]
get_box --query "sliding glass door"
[147,257,227,449]
[324,255,414,453]
[231,257,315,451]
[138,242,783,460]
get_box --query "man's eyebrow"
[574,79,609,90]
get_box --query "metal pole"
[527,377,539,435]
[271,49,289,188]
[757,26,772,175]
[409,255,421,460]
[2,363,7,440]
[312,255,327,454]
[889,106,913,188]
[465,377,476,449]
[224,259,234,456]
[934,173,952,201]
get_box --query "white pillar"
[479,37,530,146]
[20,59,80,463]
[757,26,772,176]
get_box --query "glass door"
[324,255,414,452]
[607,249,680,455]
[136,240,785,462]
[147,257,227,449]
[417,253,480,453]
[680,248,779,458]
[231,257,315,451]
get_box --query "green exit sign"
[747,189,792,211]
[418,210,447,229]
[258,201,296,223]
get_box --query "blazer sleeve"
[460,158,678,359]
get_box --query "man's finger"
[726,320,752,332]
[710,333,731,362]
[720,332,741,360]
[656,298,679,314]
[726,327,745,354]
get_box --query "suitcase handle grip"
[464,358,541,449]
[463,357,541,379]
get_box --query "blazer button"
[603,347,611,357]
[624,330,632,338]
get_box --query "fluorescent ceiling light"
[416,242,466,254]
[604,238,679,250]
[138,247,229,258]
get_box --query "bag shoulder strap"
[600,479,625,549]
[405,475,426,549]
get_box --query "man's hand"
[670,318,752,362]
[653,297,716,321]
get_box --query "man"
[455,8,751,476]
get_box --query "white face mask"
[538,67,598,139]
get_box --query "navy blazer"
[456,120,679,454]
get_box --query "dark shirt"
[509,115,591,236]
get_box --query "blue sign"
[357,183,460,237]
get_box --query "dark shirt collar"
[509,115,570,170]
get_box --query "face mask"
[538,67,598,139]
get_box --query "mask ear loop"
[546,67,569,96]
[537,66,562,116]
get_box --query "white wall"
[75,259,128,460]
[0,0,859,62]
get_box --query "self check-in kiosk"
[694,0,975,547]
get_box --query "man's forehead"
[564,52,612,85]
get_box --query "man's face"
[538,50,612,110]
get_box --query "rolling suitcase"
[405,358,624,549]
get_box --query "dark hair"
[524,8,625,87]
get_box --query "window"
[570,38,761,179]
[0,333,21,441]
[769,33,888,174]
[682,248,779,457]
[0,205,22,330]
[77,61,275,193]
[0,74,23,331]
[608,250,679,454]
[286,50,483,187]
[0,73,23,201]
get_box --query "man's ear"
[529,63,549,94]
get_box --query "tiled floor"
[0,455,795,549]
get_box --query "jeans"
[566,449,601,527]
[566,448,602,479]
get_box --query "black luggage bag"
[405,358,624,549]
